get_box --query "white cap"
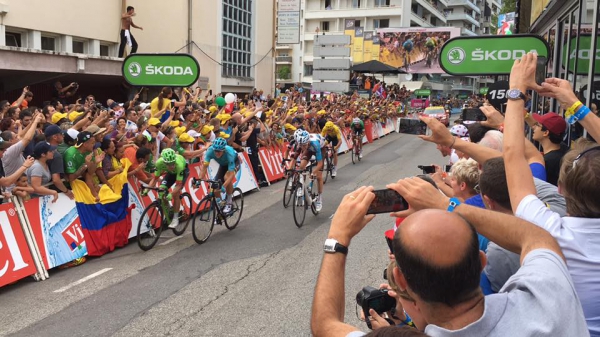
[187,130,201,138]
[66,128,79,139]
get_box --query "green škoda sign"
[123,54,200,87]
[414,89,431,97]
[439,35,550,76]
[562,35,600,75]
[479,87,489,95]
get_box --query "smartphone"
[418,165,436,174]
[209,89,213,95]
[444,164,452,173]
[367,189,408,214]
[461,108,487,122]
[535,56,547,86]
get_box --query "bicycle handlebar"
[140,185,167,193]
[191,177,222,188]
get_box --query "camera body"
[356,285,396,314]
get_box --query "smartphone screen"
[535,56,547,85]
[367,189,408,214]
[418,165,436,174]
[444,164,452,173]
[462,108,487,121]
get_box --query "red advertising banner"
[364,120,374,143]
[258,146,286,183]
[0,202,37,287]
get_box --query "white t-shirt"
[517,194,600,336]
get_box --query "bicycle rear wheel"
[357,142,362,162]
[292,186,307,228]
[224,188,244,230]
[172,192,192,236]
[192,196,215,244]
[137,202,164,251]
[309,181,319,215]
[282,174,295,208]
[351,144,356,164]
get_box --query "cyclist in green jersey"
[145,148,189,229]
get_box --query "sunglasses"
[572,146,600,168]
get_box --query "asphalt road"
[0,131,447,337]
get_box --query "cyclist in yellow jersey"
[321,121,342,177]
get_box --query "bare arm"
[21,114,43,147]
[30,176,59,200]
[0,158,33,187]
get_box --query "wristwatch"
[506,89,526,101]
[323,238,348,255]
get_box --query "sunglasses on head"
[572,146,600,168]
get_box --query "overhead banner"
[371,35,380,62]
[414,89,431,97]
[123,54,201,87]
[363,31,374,62]
[353,27,364,64]
[277,0,300,44]
[344,19,355,47]
[377,27,461,74]
[439,35,550,76]
[479,87,489,95]
[562,35,600,75]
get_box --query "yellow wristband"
[566,101,583,118]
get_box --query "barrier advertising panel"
[0,202,37,287]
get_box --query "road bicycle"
[282,158,300,208]
[136,185,192,251]
[190,178,244,244]
[292,161,319,228]
[322,145,335,183]
[348,134,363,164]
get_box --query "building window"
[41,36,56,51]
[72,41,85,54]
[352,0,361,8]
[324,0,332,9]
[321,21,330,32]
[5,32,21,47]
[354,20,361,27]
[100,45,109,56]
[374,19,389,29]
[375,0,390,6]
[304,64,313,76]
[222,0,252,78]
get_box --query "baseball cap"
[33,142,57,159]
[532,112,567,135]
[0,137,10,151]
[219,114,232,125]
[69,111,84,122]
[51,112,69,124]
[44,124,63,138]
[85,124,107,136]
[64,129,79,143]
[148,118,161,126]
[109,102,119,109]
[200,125,214,135]
[450,124,469,137]
[187,130,201,138]
[178,132,195,143]
[75,131,93,147]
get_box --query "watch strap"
[334,242,348,255]
[447,197,461,212]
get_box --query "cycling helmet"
[353,117,361,124]
[294,129,310,144]
[449,124,469,137]
[212,137,228,151]
[324,121,335,130]
[161,148,177,164]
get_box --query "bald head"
[394,209,482,307]
[231,113,242,124]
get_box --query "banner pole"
[12,196,48,281]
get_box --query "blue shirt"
[204,145,238,171]
[465,194,490,252]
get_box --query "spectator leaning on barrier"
[26,142,59,202]
[44,124,74,199]
[311,184,589,337]
[64,131,103,202]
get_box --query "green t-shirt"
[57,142,71,156]
[64,146,89,174]
[145,153,156,174]
[154,154,187,181]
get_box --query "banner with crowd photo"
[0,202,38,287]
[71,161,132,256]
[24,194,88,270]
[376,27,460,73]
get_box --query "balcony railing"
[410,11,434,27]
[415,0,448,21]
[276,56,293,63]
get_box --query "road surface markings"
[159,233,188,246]
[53,268,112,293]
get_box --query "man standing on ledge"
[118,6,143,58]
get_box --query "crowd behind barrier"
[0,117,399,288]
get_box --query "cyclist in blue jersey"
[290,130,325,211]
[198,137,240,213]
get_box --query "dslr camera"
[356,286,397,329]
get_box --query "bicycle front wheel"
[224,188,244,230]
[282,174,295,208]
[192,196,215,244]
[172,192,192,236]
[137,202,164,251]
[351,144,356,164]
[292,186,307,228]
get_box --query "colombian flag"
[71,160,132,256]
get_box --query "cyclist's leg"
[332,138,339,167]
[214,164,228,200]
[171,168,188,212]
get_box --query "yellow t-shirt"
[150,97,172,117]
